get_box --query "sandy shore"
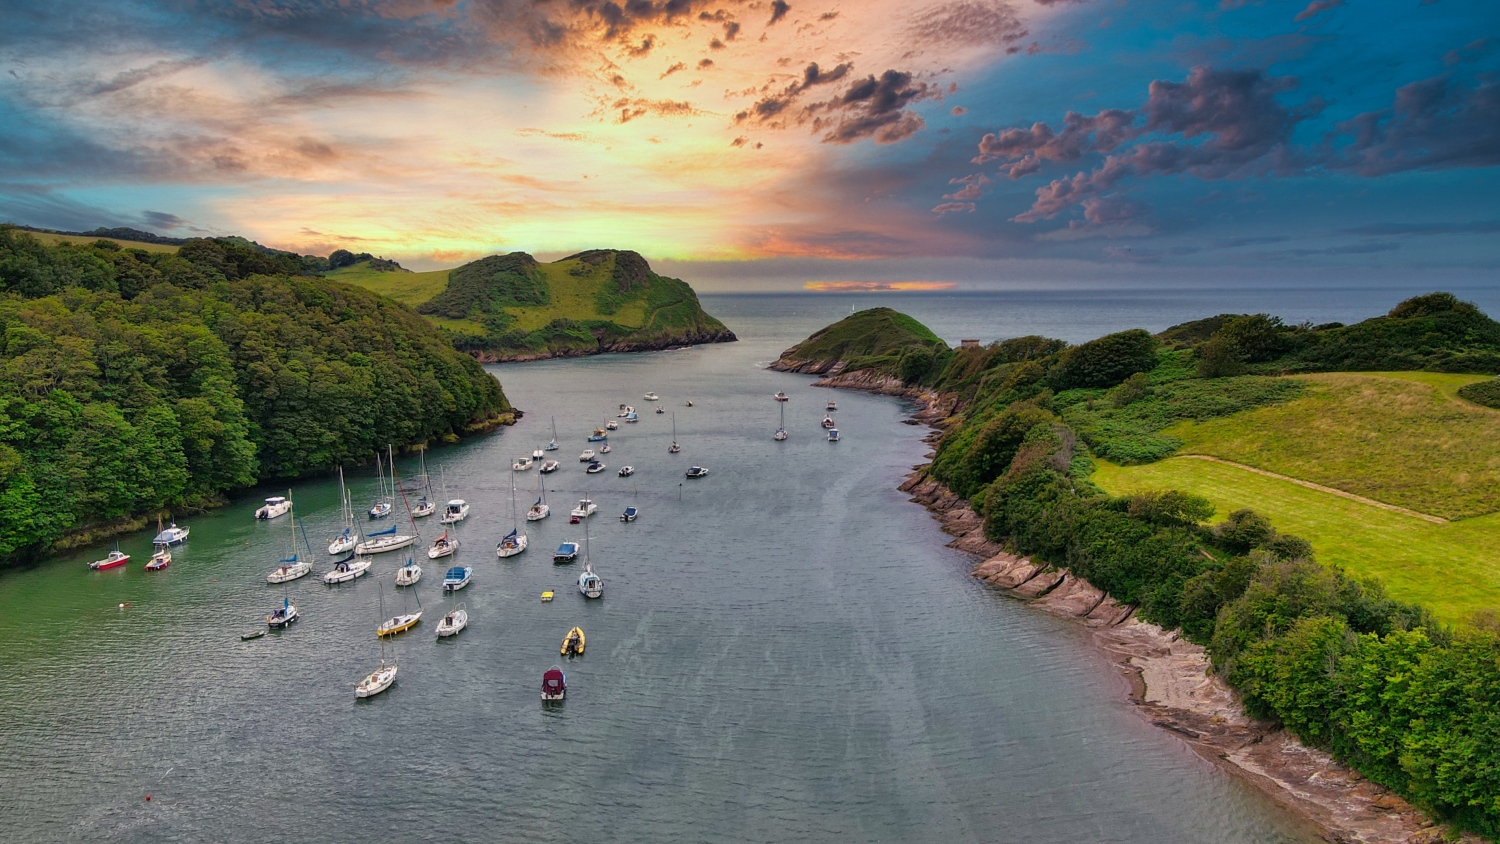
[789,362,1478,844]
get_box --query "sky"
[1,0,1497,291]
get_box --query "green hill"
[344,248,735,361]
[771,307,945,375]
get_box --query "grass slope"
[323,261,451,307]
[779,307,943,369]
[28,232,178,253]
[1161,372,1500,520]
[504,257,647,332]
[1092,458,1500,626]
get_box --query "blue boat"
[587,433,608,442]
[827,428,840,442]
[553,541,579,563]
[442,565,472,592]
[620,506,638,523]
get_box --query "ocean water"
[0,292,1338,843]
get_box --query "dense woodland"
[785,296,1500,837]
[0,227,511,564]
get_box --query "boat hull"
[90,555,130,571]
[497,535,528,558]
[355,535,415,555]
[266,562,311,584]
[526,505,550,521]
[394,565,422,586]
[377,612,422,637]
[266,608,299,629]
[323,559,371,584]
[356,665,397,698]
[436,611,468,638]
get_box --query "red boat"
[144,545,171,571]
[89,547,130,571]
[541,666,567,701]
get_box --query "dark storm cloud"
[1332,76,1500,175]
[735,61,852,122]
[813,70,936,144]
[768,0,791,24]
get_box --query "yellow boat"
[541,591,554,602]
[377,611,422,637]
[561,626,585,657]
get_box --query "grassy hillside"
[774,307,945,373]
[1092,458,1500,626]
[324,260,451,307]
[28,231,179,253]
[1161,372,1500,520]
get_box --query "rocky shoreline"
[790,362,1473,844]
[471,328,738,363]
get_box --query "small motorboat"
[561,627,586,656]
[617,404,630,417]
[578,449,596,462]
[624,412,638,423]
[153,522,189,545]
[570,498,597,519]
[569,515,580,524]
[90,546,130,571]
[428,530,460,559]
[527,500,551,521]
[439,499,470,524]
[655,405,665,414]
[377,609,422,637]
[775,427,788,441]
[541,591,554,602]
[618,466,634,477]
[774,392,789,402]
[668,442,680,454]
[442,565,472,592]
[144,544,172,571]
[436,605,468,638]
[826,400,837,411]
[255,496,291,520]
[394,559,422,586]
[539,460,560,474]
[368,500,393,519]
[578,565,603,599]
[606,420,619,430]
[643,392,659,401]
[599,443,612,454]
[586,460,606,474]
[497,528,528,558]
[828,428,841,442]
[685,466,709,479]
[542,666,567,701]
[266,559,311,584]
[356,662,397,698]
[241,629,267,641]
[411,497,436,518]
[323,555,371,584]
[553,541,580,563]
[532,446,545,459]
[588,429,609,442]
[685,400,694,407]
[512,456,533,471]
[266,596,299,629]
[821,415,836,429]
[620,505,638,522]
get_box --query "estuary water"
[0,291,1342,843]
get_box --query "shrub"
[1049,328,1159,390]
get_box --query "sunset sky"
[2,0,1497,290]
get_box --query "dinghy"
[618,466,634,477]
[561,627,586,657]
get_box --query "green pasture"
[29,232,179,253]
[324,261,452,307]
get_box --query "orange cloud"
[802,281,959,292]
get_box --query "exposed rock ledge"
[794,362,1476,844]
[472,328,738,363]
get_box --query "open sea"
[9,285,1486,843]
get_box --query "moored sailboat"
[526,470,551,521]
[323,553,371,584]
[356,583,398,698]
[329,468,358,554]
[498,471,528,557]
[267,493,314,583]
[436,601,468,638]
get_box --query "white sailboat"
[578,515,602,598]
[266,493,313,583]
[527,469,551,521]
[436,601,468,638]
[329,468,358,554]
[411,447,436,518]
[774,399,788,441]
[428,528,459,559]
[323,552,371,584]
[498,470,528,557]
[668,412,680,454]
[358,584,399,697]
[367,451,393,519]
[545,416,560,451]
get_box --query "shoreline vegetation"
[772,297,1500,843]
[0,227,515,568]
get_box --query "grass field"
[1092,458,1500,626]
[28,231,179,253]
[500,259,647,332]
[1162,371,1500,520]
[324,261,453,307]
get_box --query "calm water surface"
[0,292,1330,843]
